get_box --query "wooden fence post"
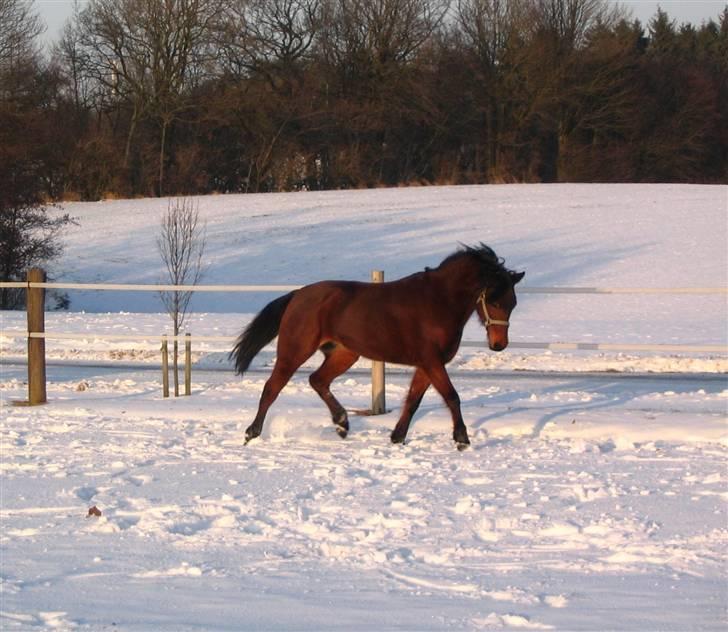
[161,336,170,398]
[371,270,386,415]
[184,333,191,396]
[26,268,47,405]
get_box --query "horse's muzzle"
[487,329,509,352]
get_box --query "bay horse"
[231,244,524,449]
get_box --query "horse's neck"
[431,259,482,309]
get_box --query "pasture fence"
[2,269,726,407]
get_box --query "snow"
[1,184,727,630]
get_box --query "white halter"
[477,290,510,328]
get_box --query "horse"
[231,243,524,449]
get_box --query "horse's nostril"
[490,341,506,352]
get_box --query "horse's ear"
[511,271,525,285]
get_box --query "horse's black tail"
[230,292,295,375]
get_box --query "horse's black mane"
[439,243,513,296]
[439,243,509,276]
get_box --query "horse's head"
[476,270,525,352]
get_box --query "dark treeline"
[2,0,727,200]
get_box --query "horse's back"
[279,276,434,363]
[284,279,382,326]
[294,277,423,316]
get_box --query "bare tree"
[0,0,43,74]
[516,0,626,180]
[320,0,449,84]
[73,0,224,194]
[53,2,105,114]
[454,0,528,178]
[315,0,450,184]
[211,0,323,191]
[219,0,321,86]
[157,198,206,396]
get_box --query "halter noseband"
[477,290,510,328]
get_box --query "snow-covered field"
[1,184,727,630]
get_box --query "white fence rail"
[2,332,723,355]
[2,279,727,354]
[3,281,727,295]
[2,275,726,406]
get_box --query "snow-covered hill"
[50,183,727,317]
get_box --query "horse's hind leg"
[309,344,359,438]
[391,368,430,444]
[244,360,298,443]
[245,335,318,443]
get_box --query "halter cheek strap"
[478,291,510,328]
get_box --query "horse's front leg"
[425,363,470,449]
[391,368,430,444]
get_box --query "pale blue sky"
[34,0,728,44]
[617,0,726,24]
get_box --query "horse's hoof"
[454,427,470,448]
[456,441,470,451]
[391,433,406,445]
[333,411,349,439]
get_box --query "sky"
[33,0,728,45]
[618,0,726,24]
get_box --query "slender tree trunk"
[173,314,180,397]
[159,119,168,197]
[488,95,500,178]
[557,117,568,182]
[124,106,139,169]
[173,340,180,396]
[485,105,494,180]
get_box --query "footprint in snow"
[168,517,212,536]
[75,486,98,502]
[125,474,152,487]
